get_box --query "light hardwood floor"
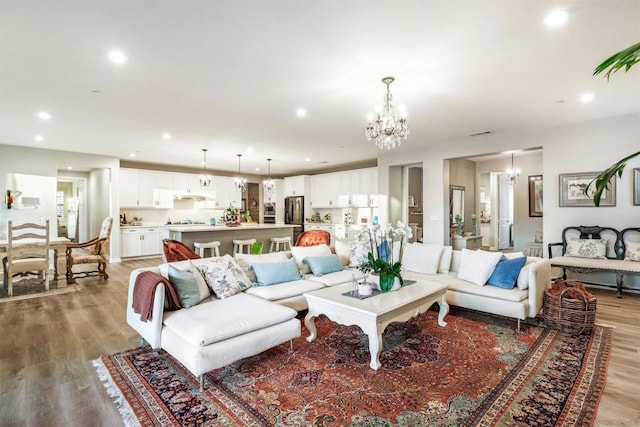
[0,258,638,426]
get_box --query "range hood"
[173,191,208,201]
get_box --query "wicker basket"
[543,281,597,335]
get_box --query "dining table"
[0,236,71,283]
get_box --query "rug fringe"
[93,358,140,427]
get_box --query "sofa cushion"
[402,243,444,275]
[487,256,527,289]
[168,264,205,308]
[160,260,210,302]
[244,279,324,301]
[291,244,332,274]
[457,249,503,286]
[566,238,607,259]
[304,255,344,276]
[251,258,302,286]
[334,239,351,266]
[306,269,364,287]
[437,246,453,274]
[235,252,291,282]
[197,255,252,298]
[625,241,640,261]
[162,292,297,347]
[427,273,528,303]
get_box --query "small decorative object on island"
[471,214,477,236]
[356,221,412,292]
[224,204,240,226]
[250,241,264,255]
[5,190,12,209]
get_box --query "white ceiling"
[1,1,639,176]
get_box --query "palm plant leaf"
[593,41,640,80]
[588,150,640,206]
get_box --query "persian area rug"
[95,309,612,426]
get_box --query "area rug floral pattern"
[95,308,612,426]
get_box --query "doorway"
[403,164,423,242]
[56,176,87,243]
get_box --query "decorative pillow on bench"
[625,241,640,261]
[565,238,607,259]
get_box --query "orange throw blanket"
[132,271,181,321]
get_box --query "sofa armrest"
[526,259,552,317]
[126,266,165,349]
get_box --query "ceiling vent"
[469,131,492,137]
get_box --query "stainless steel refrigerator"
[284,196,304,242]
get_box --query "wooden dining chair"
[2,220,50,297]
[162,239,201,263]
[65,217,113,284]
[294,230,331,247]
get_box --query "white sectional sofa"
[126,242,551,389]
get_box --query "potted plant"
[588,41,640,206]
[356,221,412,292]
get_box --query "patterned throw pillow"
[349,241,371,268]
[565,239,607,259]
[197,254,251,298]
[625,241,640,261]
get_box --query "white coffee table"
[304,280,449,370]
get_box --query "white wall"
[378,113,640,291]
[0,144,121,260]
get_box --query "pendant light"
[234,154,247,192]
[199,148,211,186]
[263,158,275,191]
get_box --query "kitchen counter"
[162,223,297,256]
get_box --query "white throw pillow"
[291,244,332,274]
[457,249,503,286]
[516,256,542,290]
[565,239,607,259]
[437,246,453,274]
[402,243,444,275]
[197,254,252,298]
[333,239,352,266]
[625,241,640,261]
[504,252,525,260]
[235,252,290,282]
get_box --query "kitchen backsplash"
[121,200,228,226]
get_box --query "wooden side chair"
[2,220,50,297]
[65,217,113,284]
[294,230,331,247]
[162,239,200,263]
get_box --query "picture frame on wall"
[528,175,543,217]
[634,168,640,206]
[559,171,616,207]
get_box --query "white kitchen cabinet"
[284,175,310,197]
[172,172,207,195]
[359,167,378,207]
[309,173,340,208]
[212,176,242,209]
[121,227,162,257]
[120,168,173,208]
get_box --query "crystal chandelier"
[199,148,211,186]
[234,154,247,192]
[506,153,520,184]
[263,158,275,191]
[365,76,409,150]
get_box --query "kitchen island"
[162,223,298,256]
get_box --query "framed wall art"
[559,171,616,207]
[528,175,543,217]
[634,168,640,206]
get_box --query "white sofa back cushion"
[402,243,444,275]
[438,246,453,274]
[235,252,291,282]
[291,244,332,274]
[457,249,503,286]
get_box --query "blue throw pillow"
[168,264,201,308]
[304,255,344,276]
[250,258,302,286]
[486,256,527,289]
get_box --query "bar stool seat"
[193,241,221,258]
[269,236,292,252]
[233,239,256,256]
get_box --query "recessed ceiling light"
[255,167,260,172]
[580,93,594,103]
[246,147,253,153]
[108,50,128,64]
[544,9,568,27]
[66,166,73,170]
[305,157,311,162]
[34,135,44,142]
[129,152,136,157]
[296,108,307,118]
[162,132,171,140]
[37,111,51,120]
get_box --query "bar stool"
[269,236,292,252]
[233,238,256,256]
[193,241,221,258]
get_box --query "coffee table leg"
[367,330,383,370]
[438,294,449,327]
[304,313,317,342]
